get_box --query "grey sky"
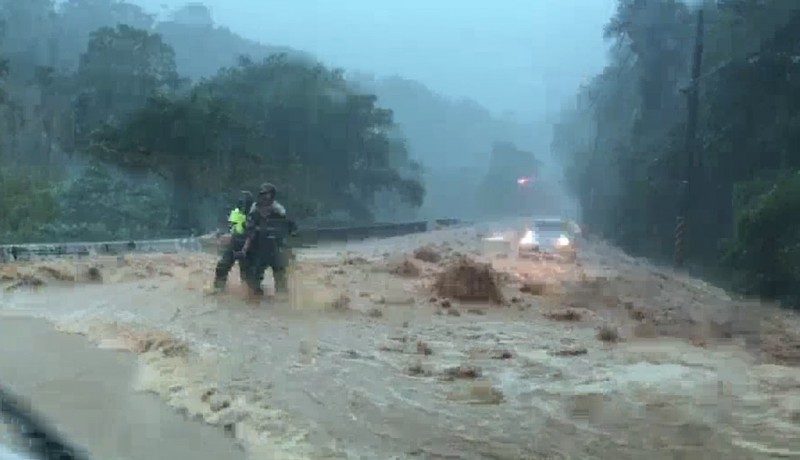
[133,0,616,122]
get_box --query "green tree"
[73,24,182,145]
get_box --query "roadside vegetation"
[552,0,800,306]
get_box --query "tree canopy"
[0,0,426,242]
[553,0,800,306]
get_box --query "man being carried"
[237,183,297,298]
[211,190,253,292]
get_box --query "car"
[518,217,578,261]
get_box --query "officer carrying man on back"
[211,190,253,292]
[236,183,298,298]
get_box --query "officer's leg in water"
[230,237,248,282]
[245,248,267,296]
[213,239,237,289]
[269,247,289,294]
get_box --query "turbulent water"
[1,227,800,459]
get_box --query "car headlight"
[520,230,536,246]
[556,235,570,247]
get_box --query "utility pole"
[674,7,705,268]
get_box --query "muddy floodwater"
[0,316,246,460]
[2,227,800,459]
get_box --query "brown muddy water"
[1,228,800,459]
[0,316,246,460]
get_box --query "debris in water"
[443,365,482,379]
[389,258,422,277]
[328,293,351,311]
[433,256,504,304]
[597,324,620,343]
[86,266,103,282]
[551,346,588,357]
[416,340,433,355]
[406,361,431,376]
[366,307,383,318]
[413,245,442,263]
[543,308,583,322]
[520,281,547,295]
[493,350,513,360]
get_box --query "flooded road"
[0,316,246,460]
[2,227,800,459]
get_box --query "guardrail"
[0,219,464,262]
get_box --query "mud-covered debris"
[384,296,415,306]
[446,308,461,317]
[329,294,351,311]
[543,308,583,322]
[551,346,588,357]
[690,337,707,348]
[209,396,231,412]
[493,350,513,360]
[201,388,217,402]
[370,294,387,304]
[366,307,383,318]
[5,273,45,291]
[597,324,620,343]
[0,265,17,281]
[406,362,431,376]
[413,245,442,263]
[443,365,482,379]
[439,299,452,308]
[389,258,422,277]
[37,265,75,281]
[86,266,103,282]
[416,340,433,355]
[466,308,486,315]
[433,256,504,304]
[628,309,647,321]
[122,331,190,357]
[468,380,505,404]
[344,256,369,265]
[520,281,547,295]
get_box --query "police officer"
[237,183,297,297]
[211,190,253,291]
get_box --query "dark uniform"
[242,183,297,296]
[212,191,253,290]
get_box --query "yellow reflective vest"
[228,207,247,235]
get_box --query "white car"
[518,217,578,261]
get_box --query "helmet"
[239,190,254,210]
[258,182,277,197]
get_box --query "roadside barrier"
[0,219,464,262]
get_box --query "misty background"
[4,0,800,306]
[128,0,616,219]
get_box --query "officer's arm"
[240,214,257,255]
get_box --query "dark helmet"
[239,190,254,210]
[258,182,277,197]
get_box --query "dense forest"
[0,0,541,242]
[553,0,800,306]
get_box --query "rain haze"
[6,1,800,459]
[132,0,616,121]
